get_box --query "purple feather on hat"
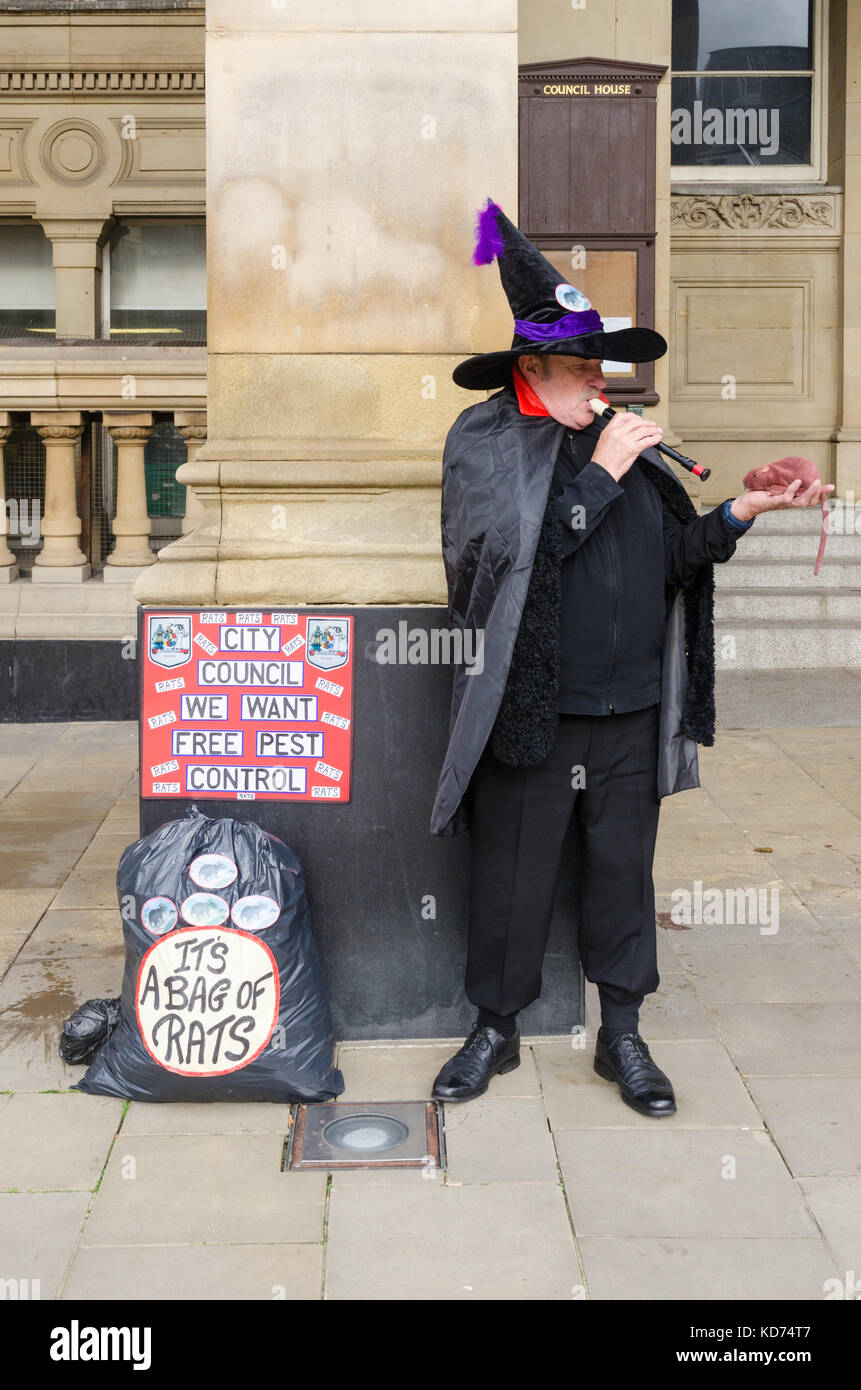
[472,198,505,266]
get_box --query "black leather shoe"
[594,1028,676,1117]
[431,1022,520,1102]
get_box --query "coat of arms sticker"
[148,615,192,669]
[305,618,350,671]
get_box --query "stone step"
[716,587,861,621]
[702,505,827,532]
[714,556,861,587]
[714,618,861,670]
[736,531,858,558]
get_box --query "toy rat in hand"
[742,457,834,576]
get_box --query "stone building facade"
[0,0,858,684]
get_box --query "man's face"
[517,354,607,429]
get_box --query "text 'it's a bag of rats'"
[75,806,345,1102]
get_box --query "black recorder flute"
[588,398,711,482]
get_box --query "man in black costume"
[429,200,830,1112]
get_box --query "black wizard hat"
[453,199,667,390]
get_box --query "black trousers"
[466,704,662,1019]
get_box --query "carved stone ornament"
[670,194,835,231]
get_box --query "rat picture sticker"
[140,897,178,936]
[188,853,238,890]
[180,892,230,927]
[231,895,280,932]
[305,618,349,670]
[148,615,192,669]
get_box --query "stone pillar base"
[133,439,449,607]
[31,562,91,583]
[0,564,19,584]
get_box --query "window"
[106,219,206,343]
[0,223,55,339]
[671,0,822,178]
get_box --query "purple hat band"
[514,310,604,341]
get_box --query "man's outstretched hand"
[590,412,663,482]
[729,477,835,524]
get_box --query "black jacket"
[552,422,742,715]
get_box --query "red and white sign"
[136,927,280,1075]
[141,610,354,802]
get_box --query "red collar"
[512,368,610,420]
[512,366,551,416]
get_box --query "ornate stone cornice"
[671,193,836,232]
[0,71,204,96]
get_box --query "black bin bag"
[76,807,344,1103]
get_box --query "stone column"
[134,0,517,606]
[30,411,88,580]
[39,219,111,340]
[103,413,155,576]
[0,413,19,581]
[174,411,207,535]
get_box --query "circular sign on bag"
[180,892,230,927]
[140,897,178,936]
[136,927,280,1076]
[188,853,238,890]
[231,895,280,932]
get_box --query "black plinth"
[139,606,583,1040]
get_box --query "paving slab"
[746,1076,861,1176]
[0,819,103,890]
[0,887,55,957]
[0,725,68,759]
[0,954,125,1091]
[335,1040,540,1102]
[324,1181,580,1300]
[537,1038,763,1131]
[442,1096,560,1184]
[0,786,133,822]
[578,1236,840,1301]
[709,1003,861,1076]
[81,1134,326,1247]
[820,921,861,971]
[122,1101,293,1137]
[636,973,719,1039]
[662,903,826,947]
[62,1241,323,1301]
[555,1129,816,1238]
[0,1191,93,1299]
[17,909,123,962]
[50,834,132,910]
[798,1177,861,1277]
[680,940,861,1005]
[0,1093,123,1192]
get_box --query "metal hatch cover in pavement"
[284,1100,444,1172]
